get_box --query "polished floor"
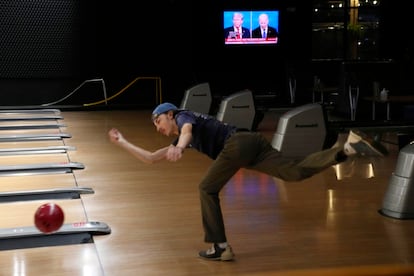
[0,109,413,275]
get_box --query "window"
[312,0,380,60]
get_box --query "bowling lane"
[0,200,105,275]
[0,109,61,115]
[0,243,104,276]
[0,147,83,180]
[0,174,79,192]
[0,143,75,161]
[0,111,105,274]
[0,153,71,166]
[0,116,63,122]
[0,115,63,122]
[0,140,68,149]
[0,129,70,145]
[0,199,86,228]
[0,120,65,129]
[0,123,66,134]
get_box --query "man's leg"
[198,134,254,260]
[199,159,239,243]
[251,130,387,181]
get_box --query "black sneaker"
[198,243,235,261]
[344,130,389,157]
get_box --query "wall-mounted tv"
[224,10,279,45]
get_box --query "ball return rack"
[0,221,111,250]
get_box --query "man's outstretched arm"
[108,128,169,164]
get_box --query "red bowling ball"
[34,203,65,233]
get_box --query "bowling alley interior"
[1,0,414,275]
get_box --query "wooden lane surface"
[0,117,66,135]
[0,199,104,276]
[0,109,61,115]
[0,138,81,192]
[0,117,63,124]
[0,140,69,149]
[242,264,414,276]
[0,199,86,228]
[0,153,70,166]
[0,141,75,158]
[0,112,104,275]
[59,110,414,275]
[0,174,78,192]
[0,113,61,117]
[0,120,65,130]
[1,109,413,275]
[0,114,63,121]
[0,129,67,135]
[0,243,103,276]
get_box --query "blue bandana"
[151,102,178,121]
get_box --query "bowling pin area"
[0,108,414,275]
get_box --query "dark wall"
[0,0,408,109]
[89,0,313,107]
[379,0,414,93]
[0,0,97,106]
[0,0,312,108]
[0,0,313,108]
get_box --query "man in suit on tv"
[252,13,279,39]
[224,12,251,39]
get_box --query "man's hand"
[108,128,124,144]
[166,145,184,162]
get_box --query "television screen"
[224,10,279,45]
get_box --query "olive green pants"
[199,132,343,243]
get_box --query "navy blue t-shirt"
[172,110,237,160]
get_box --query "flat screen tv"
[224,10,280,45]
